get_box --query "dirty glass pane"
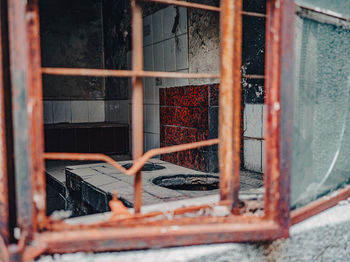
[291,15,350,208]
[295,0,350,19]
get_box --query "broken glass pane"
[291,15,350,208]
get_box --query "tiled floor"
[46,157,264,216]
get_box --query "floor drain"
[153,175,219,191]
[123,162,166,171]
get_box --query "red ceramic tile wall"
[160,84,219,172]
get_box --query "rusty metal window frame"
[1,0,331,260]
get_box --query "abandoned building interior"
[42,0,267,217]
[1,0,350,260]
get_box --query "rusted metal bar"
[131,0,143,214]
[264,0,294,231]
[291,186,350,226]
[26,0,47,231]
[0,0,16,245]
[138,0,220,12]
[241,11,266,18]
[0,236,9,262]
[219,0,242,212]
[243,136,265,141]
[41,67,220,79]
[49,212,264,232]
[232,0,243,213]
[44,139,219,176]
[8,0,36,238]
[277,0,295,231]
[242,74,265,80]
[296,3,350,23]
[0,0,9,245]
[30,221,282,256]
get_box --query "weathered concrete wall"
[188,0,220,85]
[40,0,105,100]
[103,0,130,101]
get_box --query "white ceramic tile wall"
[175,34,189,71]
[106,100,129,124]
[243,104,266,173]
[164,38,176,72]
[244,104,263,138]
[144,78,155,104]
[65,101,72,123]
[152,9,163,43]
[119,100,129,124]
[143,104,159,134]
[262,141,265,173]
[154,83,160,105]
[143,45,154,71]
[154,105,160,134]
[143,15,153,47]
[144,133,153,152]
[143,133,147,153]
[144,105,153,133]
[51,101,72,123]
[262,104,266,137]
[163,6,176,40]
[71,101,89,123]
[52,101,65,123]
[164,77,175,88]
[88,100,105,122]
[244,140,262,173]
[43,101,53,124]
[150,105,158,134]
[143,45,155,104]
[144,132,160,152]
[153,42,164,71]
[173,69,189,87]
[139,7,189,154]
[177,7,188,35]
[45,100,105,124]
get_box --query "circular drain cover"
[153,175,219,191]
[123,162,166,171]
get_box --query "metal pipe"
[41,67,220,79]
[8,0,36,238]
[26,0,47,231]
[291,186,350,225]
[242,74,265,80]
[30,221,282,256]
[264,0,294,230]
[219,0,242,212]
[131,0,143,214]
[243,136,265,141]
[232,0,243,214]
[241,11,266,18]
[138,0,220,12]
